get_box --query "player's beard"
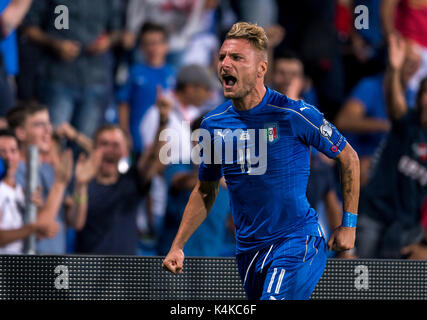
[223,74,257,100]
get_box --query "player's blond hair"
[225,22,268,60]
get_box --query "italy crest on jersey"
[265,123,279,143]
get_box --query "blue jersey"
[116,62,175,152]
[198,87,347,254]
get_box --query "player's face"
[95,129,128,176]
[17,110,52,154]
[218,39,265,99]
[0,137,20,177]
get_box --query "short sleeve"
[198,119,223,181]
[291,101,347,159]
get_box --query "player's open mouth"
[222,75,237,89]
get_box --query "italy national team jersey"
[198,87,347,254]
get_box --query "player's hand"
[162,247,185,275]
[327,226,356,251]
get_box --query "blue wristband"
[342,211,357,228]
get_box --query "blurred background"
[0,0,426,261]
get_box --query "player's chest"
[209,123,300,175]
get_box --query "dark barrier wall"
[0,255,426,300]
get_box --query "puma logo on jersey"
[300,106,310,112]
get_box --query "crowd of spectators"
[0,0,426,260]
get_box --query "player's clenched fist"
[327,226,356,251]
[162,248,185,275]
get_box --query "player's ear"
[257,60,268,78]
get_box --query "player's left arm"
[289,101,360,252]
[328,143,360,252]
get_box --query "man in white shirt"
[0,129,54,254]
[138,64,216,252]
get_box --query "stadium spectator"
[124,0,219,68]
[0,129,57,254]
[117,22,176,155]
[344,0,387,90]
[6,102,75,254]
[276,0,346,120]
[356,34,427,259]
[271,51,318,105]
[54,122,93,155]
[157,115,231,256]
[138,64,216,252]
[179,0,223,69]
[381,0,427,93]
[71,122,166,255]
[0,0,33,116]
[22,0,122,137]
[335,40,420,186]
[232,0,285,84]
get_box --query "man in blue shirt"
[117,23,175,154]
[335,70,417,186]
[162,22,360,300]
[0,0,33,116]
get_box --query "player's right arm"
[384,33,409,121]
[162,179,219,274]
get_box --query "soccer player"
[162,22,360,300]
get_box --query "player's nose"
[220,55,233,69]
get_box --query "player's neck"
[232,84,266,111]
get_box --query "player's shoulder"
[200,100,234,128]
[266,89,323,120]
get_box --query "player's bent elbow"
[338,143,360,167]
